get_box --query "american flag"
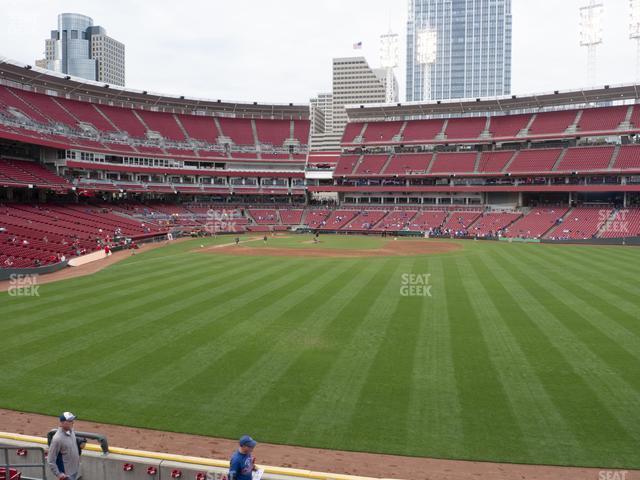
[353,41,362,49]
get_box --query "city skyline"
[1,0,639,103]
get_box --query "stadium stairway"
[596,209,621,238]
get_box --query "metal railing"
[1,446,46,480]
[47,430,109,455]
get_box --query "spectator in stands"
[228,435,257,480]
[34,259,41,267]
[47,412,81,480]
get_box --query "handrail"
[0,446,46,480]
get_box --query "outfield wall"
[541,237,640,246]
[0,261,67,281]
[0,433,383,480]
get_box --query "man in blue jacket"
[228,435,257,480]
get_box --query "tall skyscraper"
[36,13,125,86]
[406,0,512,102]
[309,56,397,151]
[332,56,398,133]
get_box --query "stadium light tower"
[380,32,399,103]
[579,0,604,87]
[630,0,640,81]
[416,29,437,102]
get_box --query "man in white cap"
[47,412,80,480]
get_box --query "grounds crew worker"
[48,412,80,480]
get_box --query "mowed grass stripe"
[0,242,211,306]
[461,254,584,463]
[475,248,639,464]
[495,247,640,379]
[443,259,527,460]
[290,258,406,447]
[404,257,466,459]
[0,255,269,353]
[236,260,397,444]
[130,258,358,406]
[0,257,308,415]
[0,256,291,384]
[49,258,328,396]
[525,243,640,303]
[190,259,373,436]
[528,247,640,336]
[539,245,640,287]
[0,255,251,344]
[525,247,640,342]
[342,258,426,453]
[480,249,640,454]
[0,247,219,317]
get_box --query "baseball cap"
[239,435,257,448]
[59,412,76,422]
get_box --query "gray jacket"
[47,427,80,477]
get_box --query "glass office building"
[40,13,125,86]
[406,0,512,101]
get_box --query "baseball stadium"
[0,37,640,480]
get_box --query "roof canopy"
[346,84,640,121]
[0,57,309,119]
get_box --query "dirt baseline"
[199,239,463,258]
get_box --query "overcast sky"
[2,0,638,104]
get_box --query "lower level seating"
[375,210,418,231]
[0,203,163,267]
[319,210,359,230]
[305,210,331,228]
[468,212,523,237]
[546,207,612,240]
[504,207,569,239]
[407,211,448,231]
[343,210,389,231]
[248,209,278,225]
[599,208,640,238]
[441,211,482,234]
[279,209,304,225]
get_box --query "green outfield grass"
[1,235,639,468]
